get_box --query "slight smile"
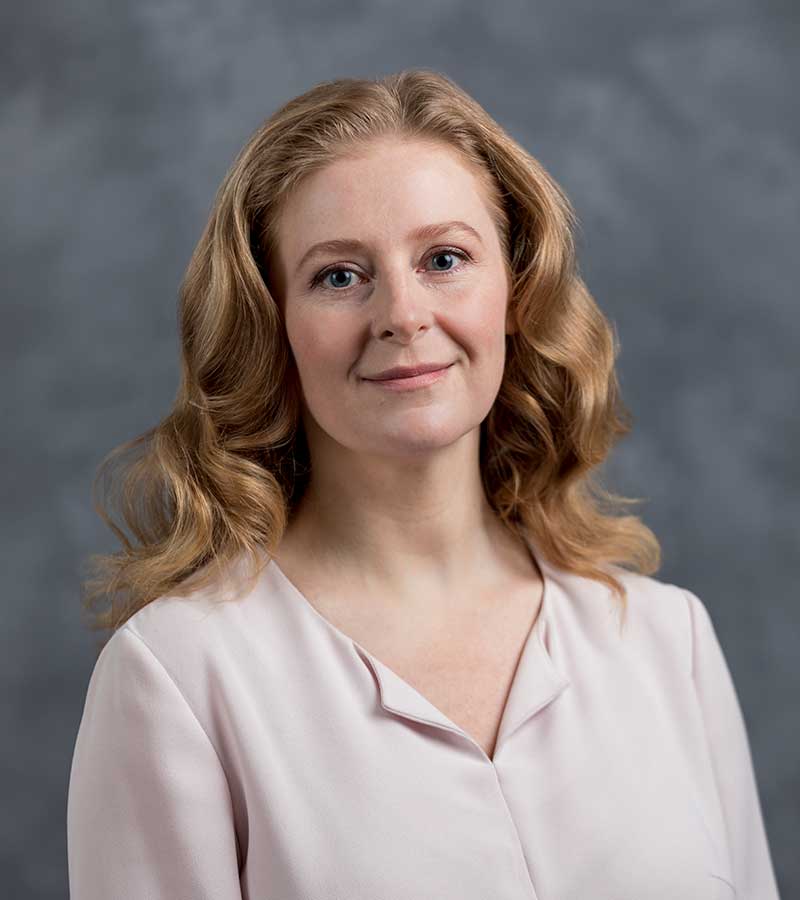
[362,363,454,392]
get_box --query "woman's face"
[271,137,515,460]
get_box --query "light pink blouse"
[67,535,780,899]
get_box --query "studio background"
[2,1,797,896]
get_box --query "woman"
[67,70,780,899]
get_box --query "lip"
[362,363,454,392]
[364,362,454,381]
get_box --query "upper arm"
[67,625,243,900]
[684,587,781,899]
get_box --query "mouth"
[362,363,454,392]
[364,361,454,381]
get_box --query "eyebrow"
[294,220,483,277]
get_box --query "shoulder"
[76,551,299,784]
[114,549,282,688]
[542,557,701,676]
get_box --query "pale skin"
[268,137,544,760]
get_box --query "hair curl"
[80,68,660,649]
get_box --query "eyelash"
[308,247,472,292]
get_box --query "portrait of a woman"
[66,69,780,899]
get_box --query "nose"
[368,263,435,341]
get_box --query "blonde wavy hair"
[81,68,660,647]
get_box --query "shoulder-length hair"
[81,68,660,645]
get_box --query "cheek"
[286,311,356,383]
[458,284,510,354]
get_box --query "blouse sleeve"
[684,588,781,899]
[67,625,243,900]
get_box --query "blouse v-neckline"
[268,534,572,765]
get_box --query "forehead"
[277,139,494,255]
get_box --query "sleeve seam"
[681,587,695,680]
[119,624,229,780]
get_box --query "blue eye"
[429,251,459,272]
[309,267,362,291]
[317,269,359,290]
[310,247,470,292]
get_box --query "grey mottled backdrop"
[2,1,797,896]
